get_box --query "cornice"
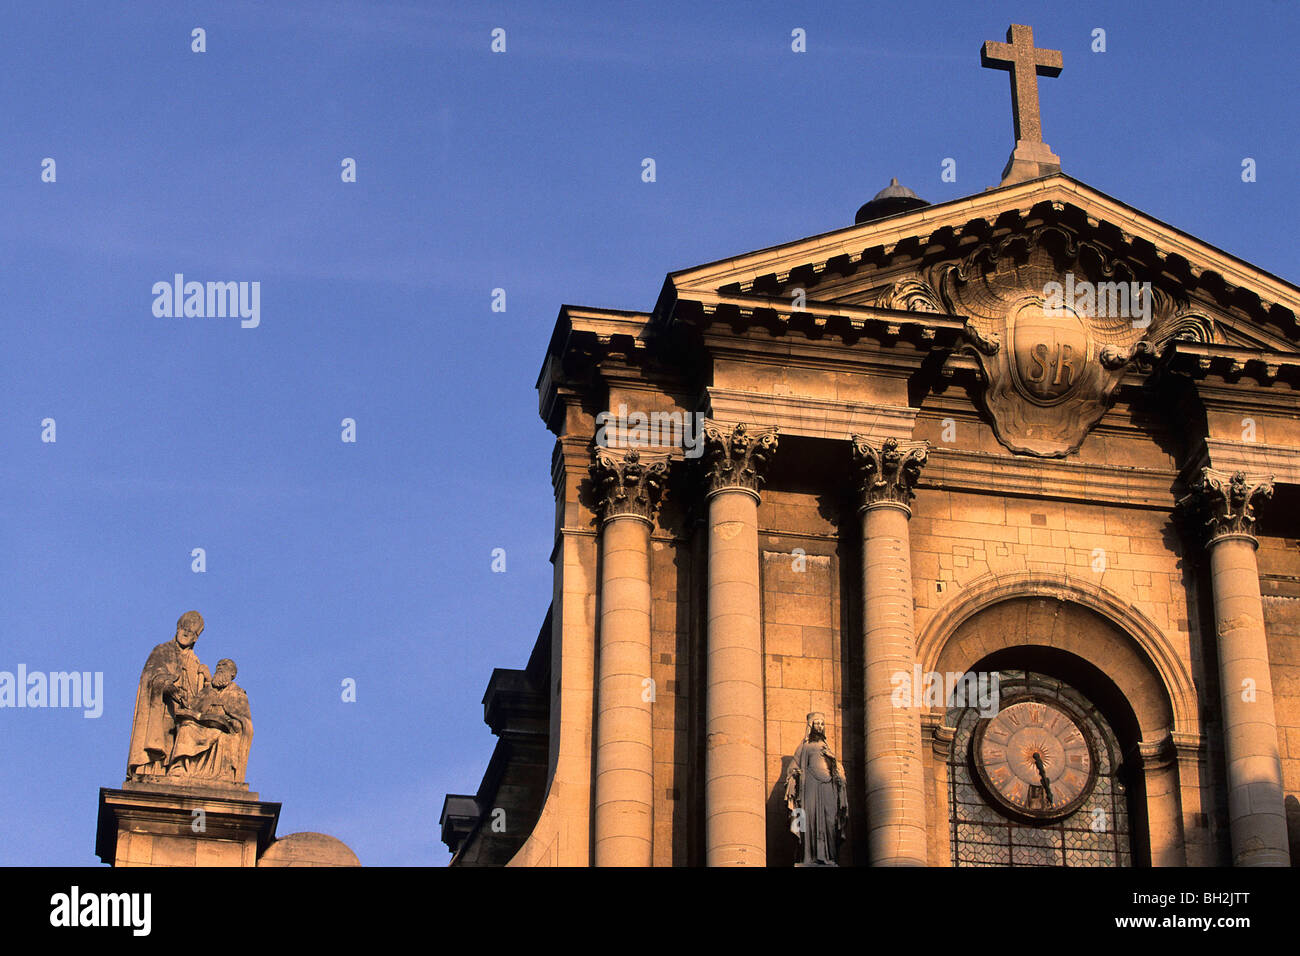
[672,288,968,346]
[1164,341,1300,389]
[537,306,656,430]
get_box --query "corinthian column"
[590,449,668,866]
[852,436,929,866]
[1180,468,1290,867]
[702,421,778,866]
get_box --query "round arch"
[915,570,1198,742]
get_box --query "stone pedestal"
[1000,139,1061,185]
[96,781,280,867]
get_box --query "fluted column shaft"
[854,437,929,866]
[1182,468,1290,867]
[702,422,777,866]
[591,450,667,867]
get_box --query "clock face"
[972,697,1097,821]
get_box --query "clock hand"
[1031,752,1054,805]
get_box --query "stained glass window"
[949,670,1130,867]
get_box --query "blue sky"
[1,1,1296,865]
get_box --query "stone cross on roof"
[981,24,1063,186]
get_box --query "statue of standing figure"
[783,711,848,866]
[126,611,252,785]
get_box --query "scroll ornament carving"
[878,278,944,314]
[923,232,1218,457]
[963,320,1001,356]
[861,228,1228,457]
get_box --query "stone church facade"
[442,27,1300,868]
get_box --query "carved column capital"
[1178,467,1274,545]
[701,421,778,499]
[590,449,669,524]
[851,436,929,512]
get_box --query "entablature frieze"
[561,422,1191,510]
[555,426,1300,510]
[1192,439,1300,487]
[704,387,919,443]
[918,447,1177,508]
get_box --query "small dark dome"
[854,177,930,224]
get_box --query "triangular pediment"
[663,173,1300,357]
[655,173,1300,457]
